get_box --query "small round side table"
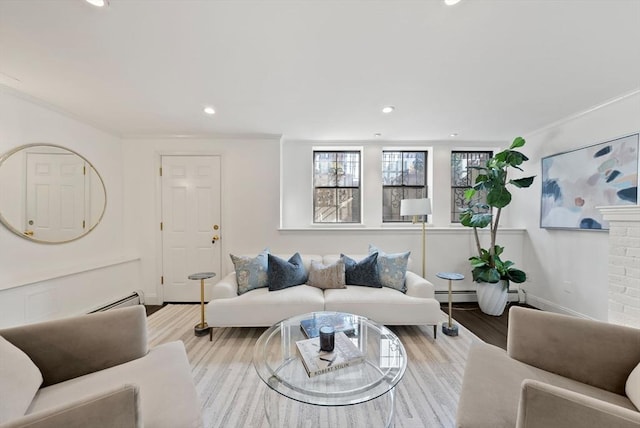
[188,272,216,336]
[436,272,464,337]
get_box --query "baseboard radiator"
[89,291,144,313]
[435,289,520,304]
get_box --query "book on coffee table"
[295,332,365,378]
[299,313,357,338]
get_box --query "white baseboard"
[435,290,519,304]
[524,294,595,320]
[142,293,160,305]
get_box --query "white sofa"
[205,254,442,337]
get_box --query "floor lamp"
[400,198,432,278]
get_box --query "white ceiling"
[0,0,639,141]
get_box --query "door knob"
[212,235,220,244]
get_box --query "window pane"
[314,188,336,222]
[403,152,425,186]
[383,187,427,222]
[314,152,336,186]
[451,151,492,222]
[336,152,360,187]
[382,152,402,185]
[314,188,360,223]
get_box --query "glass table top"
[253,312,407,407]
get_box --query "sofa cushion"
[626,362,640,409]
[324,285,440,325]
[207,285,325,327]
[0,336,43,423]
[456,342,637,428]
[27,341,202,428]
[307,259,346,289]
[230,249,269,295]
[341,253,382,288]
[268,253,308,291]
[369,244,410,293]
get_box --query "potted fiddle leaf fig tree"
[460,137,535,316]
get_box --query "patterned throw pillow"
[369,244,410,293]
[307,259,346,289]
[268,253,308,291]
[230,249,269,295]
[341,253,382,288]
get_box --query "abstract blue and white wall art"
[541,133,639,230]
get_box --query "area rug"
[147,304,482,428]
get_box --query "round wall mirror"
[0,144,107,243]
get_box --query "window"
[313,151,361,223]
[382,151,427,222]
[451,151,493,222]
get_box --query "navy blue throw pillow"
[340,253,382,288]
[268,253,308,291]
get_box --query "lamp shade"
[400,198,432,216]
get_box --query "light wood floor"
[145,302,535,350]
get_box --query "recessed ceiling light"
[381,106,395,114]
[374,133,382,138]
[85,0,108,7]
[444,0,462,5]
[450,133,459,137]
[203,106,216,115]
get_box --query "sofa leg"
[433,324,437,339]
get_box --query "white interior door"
[161,155,222,302]
[25,153,85,241]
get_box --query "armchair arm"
[211,271,239,299]
[0,306,148,387]
[506,306,640,394]
[0,384,141,428]
[516,379,640,428]
[405,271,434,298]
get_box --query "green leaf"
[510,176,535,188]
[501,260,514,269]
[506,268,526,283]
[486,187,512,208]
[472,267,500,283]
[469,257,488,268]
[504,150,527,167]
[468,213,492,228]
[464,188,476,201]
[510,137,525,149]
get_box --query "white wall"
[0,88,138,328]
[121,136,284,304]
[514,91,640,320]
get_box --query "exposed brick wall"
[601,206,640,328]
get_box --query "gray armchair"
[456,306,640,428]
[0,306,202,428]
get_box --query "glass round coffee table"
[253,311,407,427]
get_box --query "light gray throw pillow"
[0,335,43,423]
[626,362,640,409]
[307,259,346,289]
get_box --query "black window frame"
[382,150,428,223]
[450,150,493,223]
[312,150,361,224]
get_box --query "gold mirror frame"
[0,143,107,244]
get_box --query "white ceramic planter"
[476,280,509,316]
